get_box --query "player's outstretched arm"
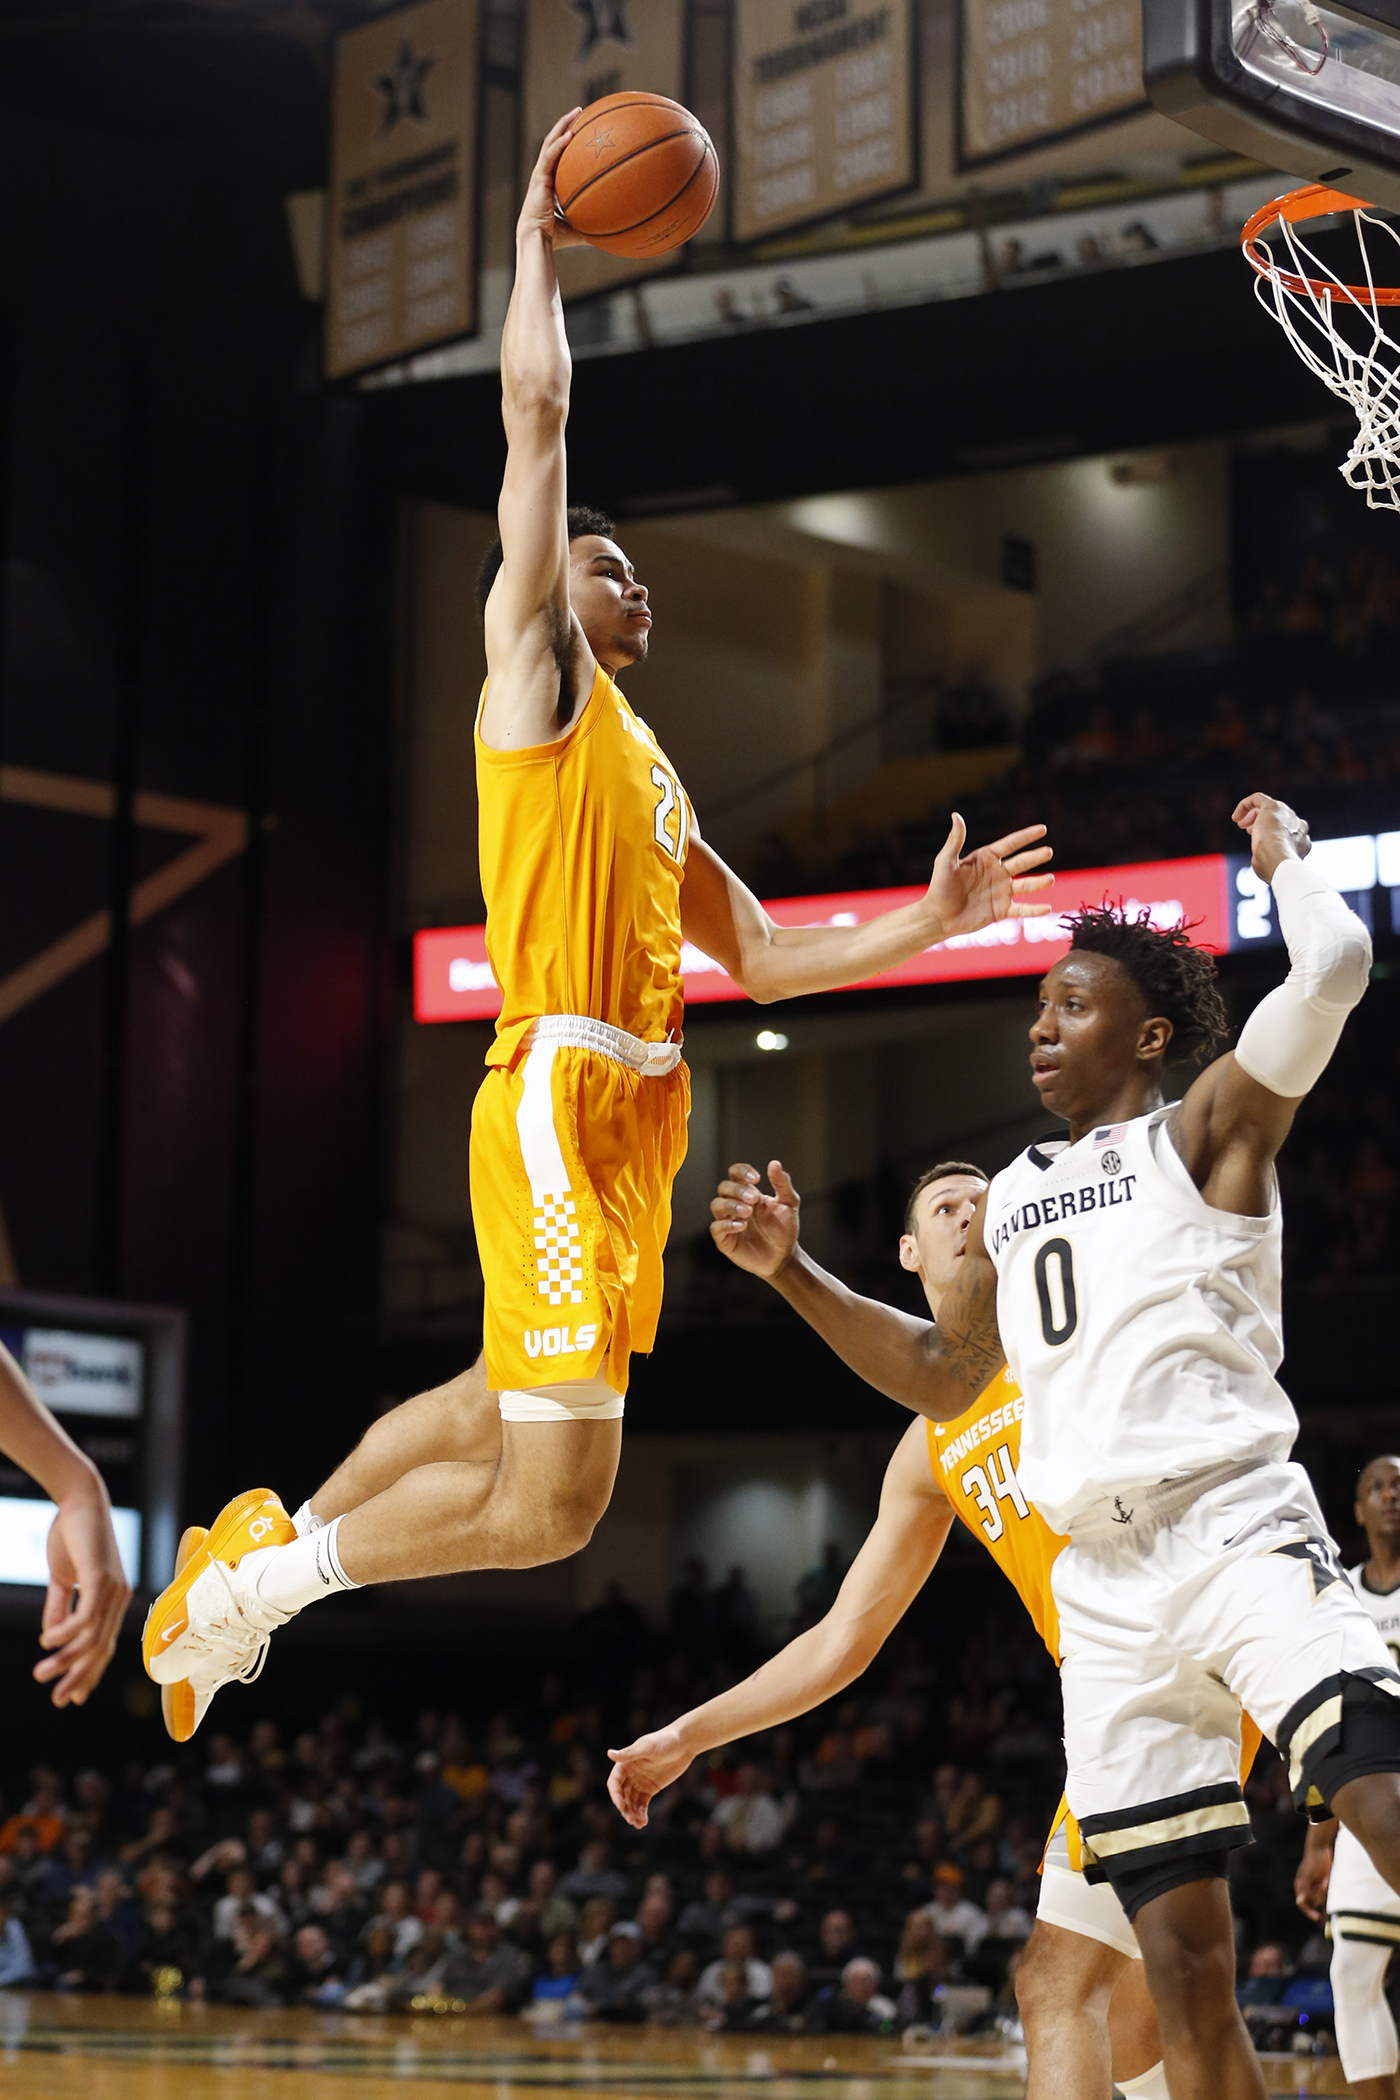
[711,1160,1006,1416]
[679,811,1053,1005]
[480,111,591,753]
[1172,793,1372,1214]
[0,1341,130,1706]
[607,1420,953,1828]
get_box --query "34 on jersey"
[963,1443,1031,1542]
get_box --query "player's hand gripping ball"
[555,92,719,259]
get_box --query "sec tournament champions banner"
[959,0,1143,167]
[523,0,688,299]
[733,1,916,244]
[326,0,480,380]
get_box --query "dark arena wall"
[0,95,396,1515]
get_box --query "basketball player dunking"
[140,111,1054,1740]
[705,792,1400,2100]
[1295,1455,1400,2100]
[610,1159,1262,2100]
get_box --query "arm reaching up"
[480,111,591,752]
[608,1421,953,1827]
[0,1342,130,1706]
[1172,794,1372,1215]
[711,1160,1007,1417]
[681,811,1053,1006]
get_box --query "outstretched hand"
[517,109,590,250]
[1233,792,1310,885]
[607,1725,691,1829]
[926,815,1054,940]
[711,1160,801,1276]
[34,1487,131,1707]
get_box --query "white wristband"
[1234,856,1371,1097]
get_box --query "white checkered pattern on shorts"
[534,1192,584,1306]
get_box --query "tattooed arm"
[711,1161,1007,1417]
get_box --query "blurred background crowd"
[0,1577,1348,2050]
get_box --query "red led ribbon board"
[414,855,1231,1023]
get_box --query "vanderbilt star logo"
[571,0,634,64]
[374,36,435,133]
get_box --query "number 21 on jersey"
[651,763,689,863]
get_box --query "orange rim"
[1241,183,1400,307]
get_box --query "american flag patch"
[1093,1124,1128,1148]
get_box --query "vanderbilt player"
[1295,1455,1400,2100]
[706,795,1400,2100]
[140,112,1055,1742]
[609,1160,1256,2100]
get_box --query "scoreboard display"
[0,1292,185,1595]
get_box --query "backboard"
[1144,0,1400,211]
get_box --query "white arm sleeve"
[1233,855,1372,1098]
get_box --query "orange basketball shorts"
[470,1040,689,1397]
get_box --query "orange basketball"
[555,92,719,261]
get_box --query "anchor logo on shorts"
[1112,1497,1134,1525]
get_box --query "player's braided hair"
[1067,904,1229,1064]
[904,1160,990,1235]
[474,505,618,620]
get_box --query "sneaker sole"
[142,1486,285,1681]
[159,1525,209,1744]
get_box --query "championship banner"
[732,0,917,245]
[959,0,1143,168]
[522,0,688,300]
[326,0,479,380]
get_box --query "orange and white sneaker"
[142,1489,297,1732]
[160,1523,208,1744]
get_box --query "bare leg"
[311,1357,499,1522]
[332,1416,622,1584]
[1107,1958,1165,2085]
[1133,1877,1266,2100]
[1016,1920,1123,2099]
[1335,1772,1400,1895]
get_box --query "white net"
[1249,202,1400,509]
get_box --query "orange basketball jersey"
[928,1367,1067,1663]
[475,662,692,1069]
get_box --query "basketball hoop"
[1243,184,1400,509]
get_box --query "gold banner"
[732,0,916,245]
[522,0,688,300]
[326,0,479,380]
[959,0,1142,166]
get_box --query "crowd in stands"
[1277,983,1400,1287]
[0,1570,1331,2048]
[746,539,1400,902]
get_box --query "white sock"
[292,1500,324,1538]
[1118,2064,1170,2099]
[251,1516,360,1614]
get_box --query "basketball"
[555,92,719,261]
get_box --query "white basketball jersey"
[984,1105,1296,1536]
[1348,1563,1400,1667]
